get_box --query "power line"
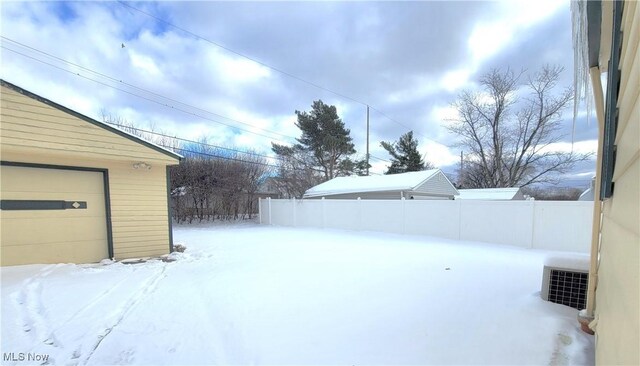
[3,46,392,176]
[2,40,389,175]
[105,122,339,174]
[369,155,391,163]
[105,121,281,162]
[110,124,378,176]
[3,37,406,148]
[162,147,330,176]
[116,1,439,143]
[2,35,452,158]
[103,122,343,175]
[1,36,298,143]
[1,44,386,175]
[117,1,366,106]
[170,146,279,168]
[1,45,297,145]
[368,106,433,143]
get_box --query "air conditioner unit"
[541,255,590,310]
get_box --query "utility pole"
[459,150,464,187]
[366,105,370,176]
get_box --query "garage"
[1,165,109,266]
[1,79,181,266]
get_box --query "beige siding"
[595,1,640,364]
[0,86,177,165]
[1,85,179,263]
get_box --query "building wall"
[305,190,453,200]
[413,170,458,197]
[512,190,526,200]
[1,85,178,261]
[595,1,640,364]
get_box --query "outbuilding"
[0,80,182,266]
[303,169,459,200]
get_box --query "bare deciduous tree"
[448,65,590,188]
[101,111,181,152]
[169,153,273,223]
[270,144,323,199]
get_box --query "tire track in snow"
[14,265,59,346]
[53,272,133,331]
[80,264,168,365]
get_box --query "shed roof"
[0,79,182,161]
[304,169,448,198]
[456,188,522,200]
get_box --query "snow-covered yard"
[2,224,594,365]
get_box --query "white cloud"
[439,68,473,92]
[423,141,459,168]
[466,0,567,71]
[129,51,162,77]
[468,21,513,64]
[431,104,459,125]
[541,139,598,155]
[217,56,271,83]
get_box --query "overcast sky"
[0,1,597,185]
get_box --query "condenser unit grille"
[541,266,589,310]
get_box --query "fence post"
[258,197,262,224]
[321,197,326,229]
[457,199,462,240]
[530,199,536,249]
[401,197,406,234]
[357,197,362,230]
[292,197,297,227]
[267,197,272,225]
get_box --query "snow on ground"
[1,223,594,365]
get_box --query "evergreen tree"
[380,131,431,174]
[337,157,371,176]
[272,100,355,180]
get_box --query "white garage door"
[1,165,109,266]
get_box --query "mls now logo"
[3,353,50,362]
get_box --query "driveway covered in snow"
[1,224,594,365]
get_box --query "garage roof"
[304,169,449,198]
[1,79,182,161]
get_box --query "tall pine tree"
[380,131,431,174]
[272,100,355,180]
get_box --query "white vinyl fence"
[259,198,594,253]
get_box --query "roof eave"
[304,187,413,198]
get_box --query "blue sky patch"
[49,2,78,23]
[117,1,171,41]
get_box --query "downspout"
[581,66,606,332]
